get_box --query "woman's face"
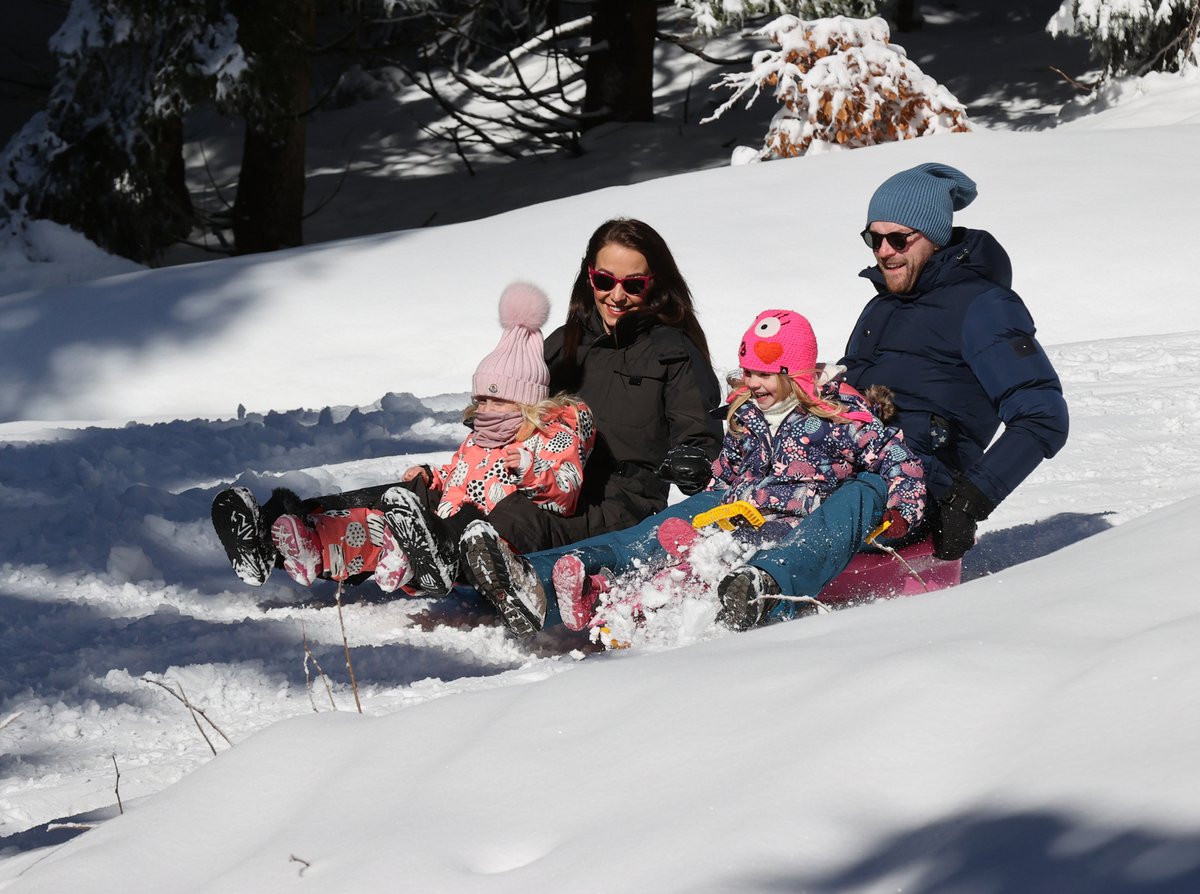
[742,370,787,410]
[590,242,651,332]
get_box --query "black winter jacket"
[545,309,723,519]
[840,228,1068,507]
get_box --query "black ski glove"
[656,444,713,496]
[933,476,995,561]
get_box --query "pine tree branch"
[1133,2,1200,77]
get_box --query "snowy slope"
[4,501,1198,893]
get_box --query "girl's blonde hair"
[463,392,585,442]
[725,370,851,434]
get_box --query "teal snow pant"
[747,473,887,622]
[526,491,724,627]
[528,473,887,628]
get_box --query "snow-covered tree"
[0,0,244,263]
[677,0,878,36]
[704,15,970,160]
[1047,0,1200,80]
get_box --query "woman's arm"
[661,336,723,460]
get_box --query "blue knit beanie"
[866,162,978,248]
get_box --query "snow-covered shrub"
[677,1,878,37]
[704,15,970,160]
[1047,0,1200,80]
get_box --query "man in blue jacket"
[718,162,1069,629]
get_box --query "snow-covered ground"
[2,5,1200,892]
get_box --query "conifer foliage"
[1047,0,1200,81]
[703,15,970,159]
[0,0,244,263]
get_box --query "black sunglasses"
[860,228,921,251]
[588,266,655,297]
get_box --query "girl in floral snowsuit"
[544,308,926,632]
[709,330,924,543]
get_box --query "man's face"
[866,221,938,295]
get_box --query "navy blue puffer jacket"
[839,228,1068,506]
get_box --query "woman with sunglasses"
[460,219,724,631]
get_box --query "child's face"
[475,396,519,413]
[742,370,787,410]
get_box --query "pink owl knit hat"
[472,282,552,406]
[739,309,819,385]
[735,308,872,423]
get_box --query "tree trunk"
[581,0,656,129]
[233,110,308,254]
[231,0,315,255]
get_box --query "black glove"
[933,476,995,561]
[656,444,713,496]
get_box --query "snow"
[3,6,1200,892]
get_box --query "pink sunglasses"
[588,266,655,297]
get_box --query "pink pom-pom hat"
[472,282,553,405]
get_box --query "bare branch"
[335,581,362,714]
[1048,64,1100,93]
[655,30,753,66]
[302,628,338,711]
[141,676,234,751]
[112,754,124,814]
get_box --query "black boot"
[379,486,457,595]
[460,520,547,638]
[211,487,275,586]
[716,566,781,631]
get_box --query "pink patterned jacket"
[429,403,596,519]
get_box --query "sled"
[690,504,962,604]
[818,536,961,604]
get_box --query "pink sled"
[818,537,961,605]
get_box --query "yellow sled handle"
[692,501,766,531]
[865,519,892,545]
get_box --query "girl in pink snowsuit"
[265,282,596,596]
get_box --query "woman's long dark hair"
[558,218,712,373]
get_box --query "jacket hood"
[859,227,1013,297]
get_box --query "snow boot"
[461,520,546,637]
[270,514,322,586]
[552,553,612,632]
[380,486,456,595]
[657,516,698,558]
[716,565,782,631]
[372,521,413,593]
[211,486,274,586]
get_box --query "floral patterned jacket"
[429,403,596,519]
[708,382,926,531]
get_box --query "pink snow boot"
[553,553,613,632]
[657,516,698,558]
[372,521,413,593]
[270,514,323,586]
